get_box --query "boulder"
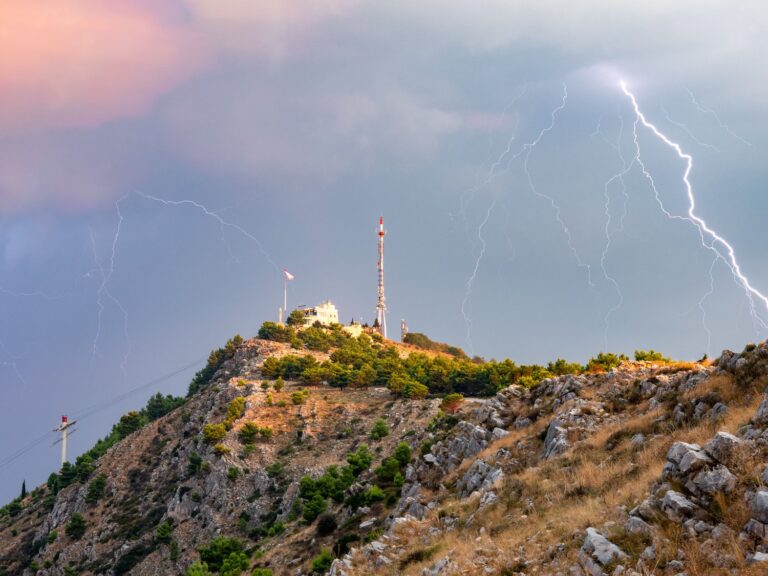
[580,527,627,567]
[662,490,698,522]
[752,490,768,524]
[753,394,768,427]
[691,465,737,496]
[703,431,743,465]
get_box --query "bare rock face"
[456,459,503,498]
[691,465,737,496]
[662,490,699,522]
[579,527,627,575]
[703,431,743,465]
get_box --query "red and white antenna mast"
[53,416,77,467]
[376,216,387,339]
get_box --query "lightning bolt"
[622,80,768,336]
[520,83,595,288]
[687,88,753,148]
[661,105,721,152]
[136,192,279,272]
[88,195,131,381]
[460,197,497,355]
[0,339,27,385]
[595,114,633,350]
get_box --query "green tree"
[220,551,249,576]
[203,423,227,444]
[20,480,26,499]
[286,309,307,326]
[393,442,412,467]
[311,549,334,573]
[634,349,670,362]
[198,537,246,572]
[65,513,86,540]
[85,474,107,504]
[346,445,373,476]
[115,411,147,439]
[351,364,376,389]
[156,520,173,543]
[186,561,212,576]
[370,419,389,441]
[273,378,285,392]
[302,493,328,522]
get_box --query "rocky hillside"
[3,337,768,576]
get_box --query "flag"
[283,269,295,281]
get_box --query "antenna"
[376,216,387,339]
[52,416,77,466]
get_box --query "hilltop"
[2,327,768,576]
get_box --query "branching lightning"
[595,114,634,350]
[88,195,131,382]
[136,192,279,272]
[520,83,595,288]
[622,80,768,335]
[687,88,753,147]
[661,105,721,152]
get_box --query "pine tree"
[20,480,26,499]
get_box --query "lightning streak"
[460,197,496,354]
[88,194,131,382]
[661,105,721,152]
[687,89,753,147]
[621,81,768,332]
[520,83,595,288]
[136,192,279,272]
[596,114,634,349]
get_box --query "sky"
[1,0,768,502]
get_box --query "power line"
[0,358,204,472]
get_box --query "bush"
[634,349,670,362]
[440,393,464,414]
[203,423,227,444]
[198,537,246,572]
[46,530,58,544]
[188,452,203,475]
[213,444,231,456]
[291,389,309,405]
[65,513,86,540]
[370,419,388,440]
[586,352,628,372]
[363,485,385,504]
[220,551,249,576]
[186,561,212,576]
[156,520,173,543]
[273,378,285,392]
[225,397,247,428]
[311,549,334,573]
[85,474,107,504]
[238,422,273,444]
[346,445,373,476]
[227,467,240,481]
[393,442,412,467]
[302,493,328,522]
[316,512,338,535]
[252,569,273,576]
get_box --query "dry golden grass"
[374,368,767,576]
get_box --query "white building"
[302,300,339,326]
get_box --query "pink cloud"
[0,1,210,130]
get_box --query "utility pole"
[53,416,77,467]
[376,216,387,339]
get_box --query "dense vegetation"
[402,332,468,358]
[257,323,649,398]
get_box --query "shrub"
[634,349,670,362]
[252,569,273,576]
[303,493,328,522]
[186,561,212,576]
[85,474,107,504]
[203,423,227,444]
[227,467,240,481]
[440,393,464,414]
[258,321,295,342]
[225,397,247,428]
[311,549,334,573]
[273,378,285,392]
[220,551,249,576]
[393,442,412,467]
[188,452,203,475]
[316,512,338,535]
[370,419,389,440]
[363,485,385,504]
[46,530,58,544]
[291,389,309,405]
[586,352,628,372]
[156,520,173,543]
[260,381,270,391]
[213,443,231,456]
[346,445,373,476]
[239,423,273,444]
[198,537,246,572]
[65,513,86,540]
